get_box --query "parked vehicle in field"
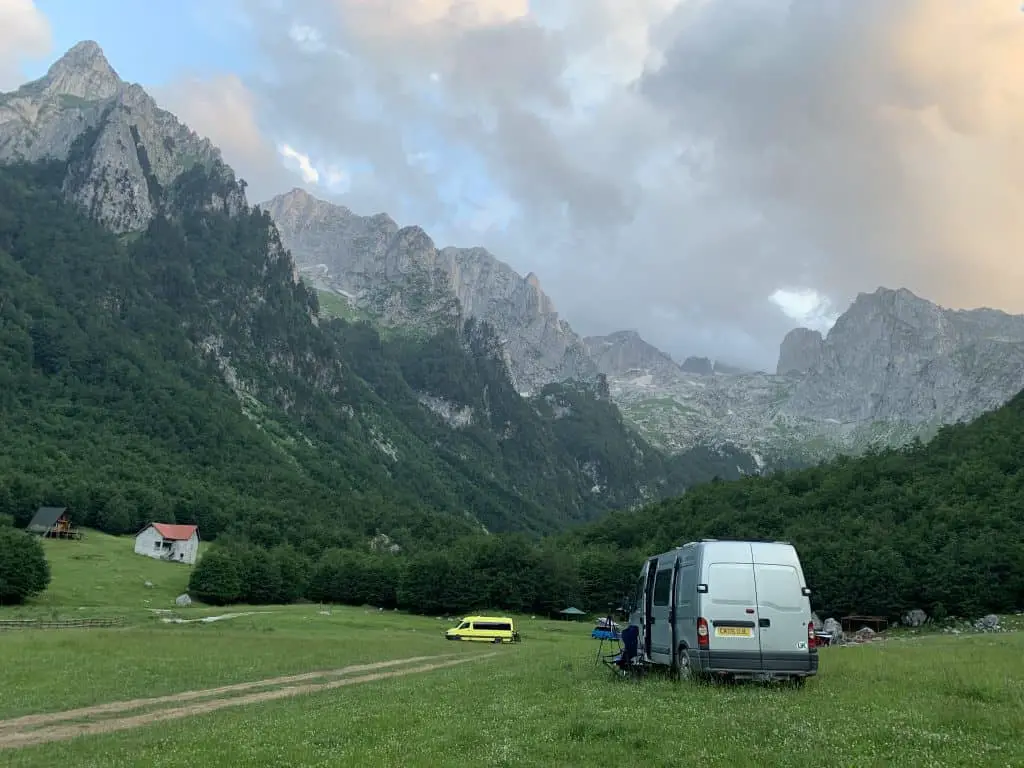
[625,539,818,683]
[445,615,520,643]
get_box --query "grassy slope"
[1,532,1022,766]
[1,531,197,617]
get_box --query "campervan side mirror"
[801,587,812,596]
[696,583,708,593]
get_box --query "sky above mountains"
[3,0,1023,371]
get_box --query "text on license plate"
[715,626,752,637]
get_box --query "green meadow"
[1,532,1022,767]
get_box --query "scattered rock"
[144,580,154,588]
[175,593,192,607]
[902,608,928,627]
[974,614,1000,631]
[854,627,876,642]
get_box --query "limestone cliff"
[260,188,597,391]
[610,287,1024,463]
[779,287,1024,425]
[0,41,243,233]
[584,330,685,384]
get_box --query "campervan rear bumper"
[691,650,819,678]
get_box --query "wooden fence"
[0,616,127,631]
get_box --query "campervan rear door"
[648,556,675,665]
[751,544,811,662]
[704,545,762,662]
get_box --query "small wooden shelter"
[25,506,82,539]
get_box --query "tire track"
[0,653,495,749]
[0,653,463,735]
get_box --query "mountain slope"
[261,188,597,392]
[560,386,1024,620]
[0,42,757,549]
[606,289,1024,464]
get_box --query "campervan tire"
[675,646,692,681]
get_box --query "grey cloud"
[181,0,1023,370]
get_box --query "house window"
[153,542,161,551]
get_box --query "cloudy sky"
[3,0,1023,370]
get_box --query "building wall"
[169,534,200,565]
[133,525,165,560]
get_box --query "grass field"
[0,531,196,619]
[1,531,1023,766]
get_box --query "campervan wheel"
[674,647,692,681]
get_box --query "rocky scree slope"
[0,41,757,546]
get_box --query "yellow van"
[445,615,520,644]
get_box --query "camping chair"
[599,624,645,677]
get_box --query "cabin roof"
[26,506,68,533]
[148,523,198,541]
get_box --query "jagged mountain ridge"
[261,188,597,393]
[609,287,1024,462]
[0,41,760,548]
[0,40,243,233]
[261,186,1024,465]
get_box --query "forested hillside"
[559,390,1024,620]
[186,386,1024,621]
[0,161,751,555]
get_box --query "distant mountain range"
[260,190,1024,465]
[0,40,762,551]
[5,40,1024,481]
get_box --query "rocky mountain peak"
[844,287,943,327]
[777,327,825,375]
[680,356,714,376]
[584,330,683,382]
[37,40,122,101]
[1,41,240,233]
[263,189,594,391]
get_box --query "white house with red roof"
[133,522,200,565]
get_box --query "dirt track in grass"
[0,652,495,750]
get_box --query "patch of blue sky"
[32,0,256,85]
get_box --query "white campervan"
[626,539,819,683]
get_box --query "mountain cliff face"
[261,188,597,392]
[584,330,685,384]
[261,185,1024,465]
[0,41,242,233]
[608,288,1024,463]
[779,288,1024,425]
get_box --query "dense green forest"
[191,386,1024,621]
[0,160,751,566]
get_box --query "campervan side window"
[472,622,512,631]
[652,568,673,606]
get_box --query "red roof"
[151,523,198,541]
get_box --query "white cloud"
[158,0,1024,369]
[278,143,319,184]
[769,289,839,334]
[0,0,52,91]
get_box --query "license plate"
[715,626,752,637]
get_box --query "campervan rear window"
[472,622,512,631]
[652,568,673,606]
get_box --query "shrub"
[0,527,51,604]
